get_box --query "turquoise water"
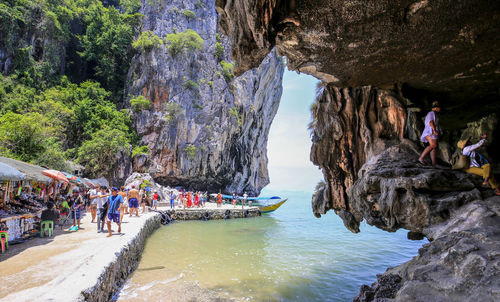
[118,190,426,301]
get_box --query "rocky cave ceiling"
[216,0,500,126]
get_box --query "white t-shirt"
[95,192,108,208]
[90,189,99,204]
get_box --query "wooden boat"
[258,198,287,213]
[217,195,288,213]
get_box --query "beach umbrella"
[42,169,69,183]
[0,162,26,181]
[63,172,81,183]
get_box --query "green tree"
[165,29,204,55]
[0,112,62,164]
[220,60,234,82]
[130,95,152,112]
[132,31,164,52]
[79,2,141,98]
[77,127,130,178]
[182,9,195,19]
[132,145,150,158]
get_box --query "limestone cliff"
[125,0,284,195]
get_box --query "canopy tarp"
[88,177,109,187]
[0,156,52,183]
[0,162,26,181]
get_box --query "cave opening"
[263,68,322,193]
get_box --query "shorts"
[72,208,81,220]
[129,198,138,208]
[107,213,120,223]
[152,199,158,206]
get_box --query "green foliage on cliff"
[184,144,197,160]
[0,0,143,177]
[229,106,242,126]
[130,95,152,112]
[132,145,150,158]
[215,42,225,61]
[163,102,184,121]
[220,60,235,82]
[79,2,141,98]
[77,127,131,177]
[182,9,196,19]
[182,79,199,91]
[132,31,164,52]
[195,0,206,9]
[0,74,135,177]
[165,29,204,55]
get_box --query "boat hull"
[258,199,287,213]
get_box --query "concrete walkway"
[0,211,159,302]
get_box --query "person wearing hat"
[459,133,500,195]
[419,101,442,165]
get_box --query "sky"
[264,69,323,193]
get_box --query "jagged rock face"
[354,196,500,302]
[216,0,500,104]
[310,85,407,217]
[348,143,485,234]
[126,0,284,195]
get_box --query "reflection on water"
[117,191,425,302]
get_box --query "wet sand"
[0,211,158,302]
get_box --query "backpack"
[452,152,470,170]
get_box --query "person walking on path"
[419,101,442,165]
[169,191,175,209]
[152,191,159,210]
[118,186,128,222]
[106,187,124,237]
[96,186,110,232]
[232,193,237,207]
[459,134,500,195]
[88,184,100,223]
[243,192,248,208]
[128,185,140,217]
[70,189,84,229]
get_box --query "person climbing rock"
[459,133,500,196]
[419,101,442,165]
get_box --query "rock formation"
[354,196,500,302]
[215,1,500,300]
[126,0,285,195]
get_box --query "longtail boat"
[218,195,288,213]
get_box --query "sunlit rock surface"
[126,0,284,195]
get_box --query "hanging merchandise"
[40,184,45,199]
[16,183,22,196]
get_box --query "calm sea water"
[117,190,425,302]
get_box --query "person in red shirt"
[194,192,199,207]
[187,192,192,207]
[231,193,237,207]
[152,192,159,210]
[216,192,222,207]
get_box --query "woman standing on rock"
[419,101,442,165]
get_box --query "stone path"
[0,211,159,302]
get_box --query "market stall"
[0,157,54,241]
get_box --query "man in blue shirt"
[106,187,124,237]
